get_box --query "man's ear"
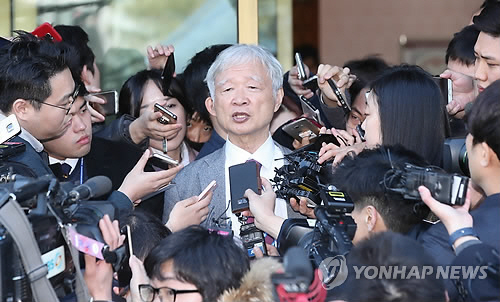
[273,88,284,113]
[205,96,216,117]
[481,142,497,167]
[11,99,32,122]
[364,205,378,232]
[81,65,93,86]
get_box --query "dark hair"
[53,25,96,76]
[182,44,231,124]
[0,31,68,112]
[480,0,497,9]
[35,38,88,97]
[119,209,171,260]
[344,56,390,103]
[118,69,163,118]
[330,145,430,233]
[118,69,190,118]
[466,79,500,160]
[144,225,250,302]
[343,232,446,302]
[473,1,500,37]
[117,209,171,287]
[445,25,480,66]
[369,65,445,166]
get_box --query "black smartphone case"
[229,161,261,214]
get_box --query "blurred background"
[0,0,482,91]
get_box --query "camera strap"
[60,224,92,302]
[0,190,60,302]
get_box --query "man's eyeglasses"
[138,284,199,302]
[32,84,80,115]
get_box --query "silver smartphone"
[89,91,119,115]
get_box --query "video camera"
[271,148,356,271]
[443,137,469,177]
[383,162,469,206]
[0,172,124,302]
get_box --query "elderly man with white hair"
[162,44,303,236]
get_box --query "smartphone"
[229,161,262,214]
[295,52,307,81]
[31,22,62,42]
[126,225,133,257]
[300,97,322,124]
[198,180,216,201]
[327,79,351,115]
[433,77,453,104]
[303,75,319,91]
[162,52,176,94]
[148,152,179,170]
[89,91,119,116]
[154,103,177,125]
[282,117,321,142]
[0,114,21,144]
[356,125,366,142]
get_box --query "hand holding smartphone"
[89,91,119,116]
[154,103,177,125]
[148,152,179,170]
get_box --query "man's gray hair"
[205,44,283,100]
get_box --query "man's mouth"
[232,112,250,123]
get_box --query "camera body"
[0,174,119,301]
[272,149,355,271]
[394,163,469,205]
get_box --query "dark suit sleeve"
[107,190,133,215]
[94,114,148,150]
[452,241,500,302]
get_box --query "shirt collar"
[0,112,44,152]
[48,156,80,171]
[225,134,275,170]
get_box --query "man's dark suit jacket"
[417,193,500,300]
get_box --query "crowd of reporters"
[0,1,500,302]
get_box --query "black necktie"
[49,162,72,180]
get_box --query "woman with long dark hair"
[119,70,198,167]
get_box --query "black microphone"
[272,246,328,302]
[283,247,314,288]
[68,176,112,202]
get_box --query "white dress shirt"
[224,134,288,236]
[48,156,80,175]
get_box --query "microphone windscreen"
[283,246,314,286]
[85,175,112,198]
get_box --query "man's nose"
[474,61,487,83]
[231,88,250,105]
[188,127,201,143]
[72,114,86,132]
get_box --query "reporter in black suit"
[0,33,79,177]
[418,80,500,301]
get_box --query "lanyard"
[79,157,84,184]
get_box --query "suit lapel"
[200,146,227,223]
